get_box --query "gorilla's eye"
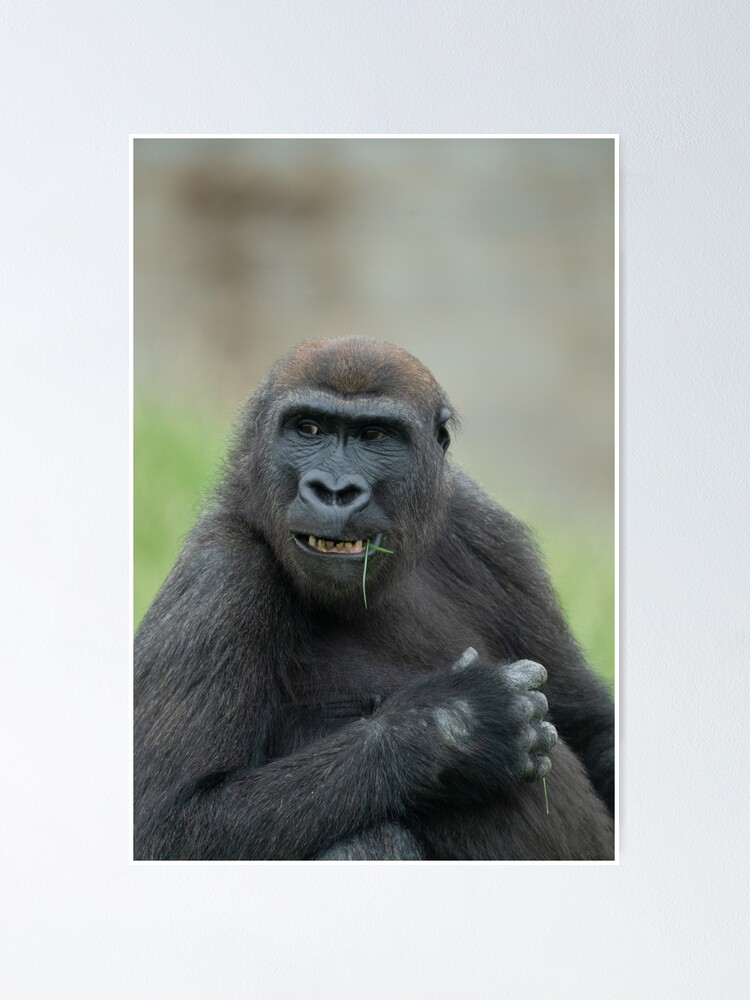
[360,427,388,442]
[437,424,451,453]
[298,420,322,437]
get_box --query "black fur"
[134,337,614,860]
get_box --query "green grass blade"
[362,540,370,609]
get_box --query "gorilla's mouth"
[293,533,383,556]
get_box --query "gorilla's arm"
[137,716,413,860]
[135,681,551,861]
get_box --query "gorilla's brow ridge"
[274,390,424,427]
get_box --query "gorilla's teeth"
[303,534,369,553]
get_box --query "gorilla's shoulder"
[449,468,531,537]
[136,509,281,642]
[446,468,543,571]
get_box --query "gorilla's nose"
[298,470,372,513]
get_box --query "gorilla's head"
[227,337,456,607]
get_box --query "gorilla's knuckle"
[433,699,473,746]
[515,691,549,721]
[536,756,552,779]
[506,659,548,690]
[520,755,538,781]
[532,691,549,717]
[539,721,558,750]
[450,647,479,672]
[522,724,539,751]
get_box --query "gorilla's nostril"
[310,480,335,506]
[336,486,361,507]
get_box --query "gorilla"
[134,337,614,860]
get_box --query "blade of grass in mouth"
[362,540,394,608]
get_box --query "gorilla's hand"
[498,657,557,781]
[374,648,557,808]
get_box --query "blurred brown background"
[133,136,615,679]
[135,137,614,511]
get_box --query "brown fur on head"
[267,336,446,413]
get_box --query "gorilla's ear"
[436,406,452,453]
[250,387,270,436]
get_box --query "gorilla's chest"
[296,609,476,696]
[269,606,484,758]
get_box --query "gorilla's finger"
[451,647,479,672]
[505,659,547,690]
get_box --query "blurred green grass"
[134,398,614,689]
[134,398,229,627]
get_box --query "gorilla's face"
[234,337,455,607]
[276,393,415,588]
[273,393,452,596]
